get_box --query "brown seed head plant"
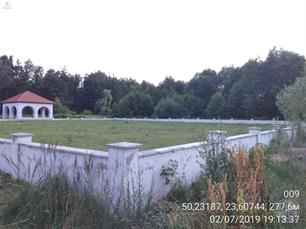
[206,146,268,229]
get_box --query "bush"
[53,111,78,119]
[80,109,93,116]
[94,89,113,115]
[100,107,112,116]
[172,94,203,118]
[198,134,232,183]
[204,92,226,118]
[53,97,72,114]
[167,177,208,203]
[112,90,154,118]
[270,128,292,154]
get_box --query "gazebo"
[1,91,54,120]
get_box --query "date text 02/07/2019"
[209,215,299,224]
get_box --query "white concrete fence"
[0,117,291,125]
[0,125,294,207]
[110,118,291,125]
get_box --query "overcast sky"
[0,0,305,84]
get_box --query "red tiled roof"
[0,91,55,104]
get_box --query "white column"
[33,106,38,119]
[49,105,53,119]
[2,105,5,119]
[272,124,281,131]
[248,127,262,145]
[9,106,12,119]
[107,141,142,209]
[16,104,22,119]
[10,133,33,179]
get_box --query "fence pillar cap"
[107,142,143,150]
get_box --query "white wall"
[0,126,294,205]
[0,134,108,193]
[139,142,203,201]
[111,117,291,125]
[0,138,13,174]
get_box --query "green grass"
[0,120,270,150]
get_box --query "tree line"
[0,48,305,119]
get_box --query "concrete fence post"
[10,133,33,179]
[107,141,143,208]
[291,125,295,140]
[248,127,262,145]
[272,124,281,131]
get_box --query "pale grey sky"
[0,0,305,84]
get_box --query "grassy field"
[0,120,270,150]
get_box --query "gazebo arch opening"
[4,106,10,119]
[11,106,17,119]
[22,106,34,118]
[38,107,50,118]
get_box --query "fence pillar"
[272,124,281,131]
[10,133,33,179]
[248,127,262,145]
[290,124,296,140]
[107,141,143,209]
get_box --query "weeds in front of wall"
[293,121,306,147]
[234,148,268,208]
[137,129,304,229]
[1,173,119,229]
[2,132,304,228]
[197,133,231,183]
[160,159,179,185]
[196,131,270,228]
[0,142,155,228]
[202,147,269,228]
[270,127,292,155]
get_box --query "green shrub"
[80,109,93,116]
[154,97,188,118]
[198,135,232,183]
[160,159,178,185]
[112,90,154,118]
[204,92,226,118]
[53,97,72,115]
[270,128,292,154]
[100,107,112,116]
[53,111,78,119]
[167,177,208,203]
